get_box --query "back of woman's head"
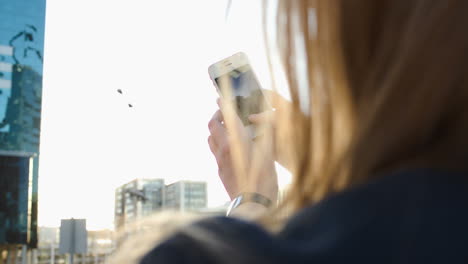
[274,0,468,211]
[110,2,468,263]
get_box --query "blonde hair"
[111,1,468,262]
[270,0,468,216]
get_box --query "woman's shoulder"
[140,216,283,264]
[279,169,468,261]
[282,169,468,233]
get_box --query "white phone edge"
[208,52,263,140]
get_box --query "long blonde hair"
[271,0,468,215]
[110,1,468,262]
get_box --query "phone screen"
[214,64,268,126]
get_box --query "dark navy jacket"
[141,170,468,263]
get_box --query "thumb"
[248,111,274,124]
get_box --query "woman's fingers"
[210,108,224,123]
[208,110,226,144]
[207,97,279,202]
[208,135,217,154]
[208,110,231,165]
[218,97,249,141]
[248,111,274,125]
[248,90,290,126]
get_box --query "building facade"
[0,0,46,249]
[164,181,207,212]
[114,179,208,229]
[114,179,165,229]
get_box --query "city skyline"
[115,178,209,229]
[38,0,292,231]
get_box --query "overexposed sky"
[39,0,290,230]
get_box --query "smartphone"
[208,52,269,138]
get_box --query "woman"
[122,0,468,263]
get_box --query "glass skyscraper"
[0,0,46,247]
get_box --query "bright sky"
[39,0,291,230]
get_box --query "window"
[0,0,45,247]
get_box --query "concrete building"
[114,179,208,230]
[114,179,165,229]
[164,181,207,212]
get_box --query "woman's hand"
[248,90,293,172]
[208,98,278,203]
